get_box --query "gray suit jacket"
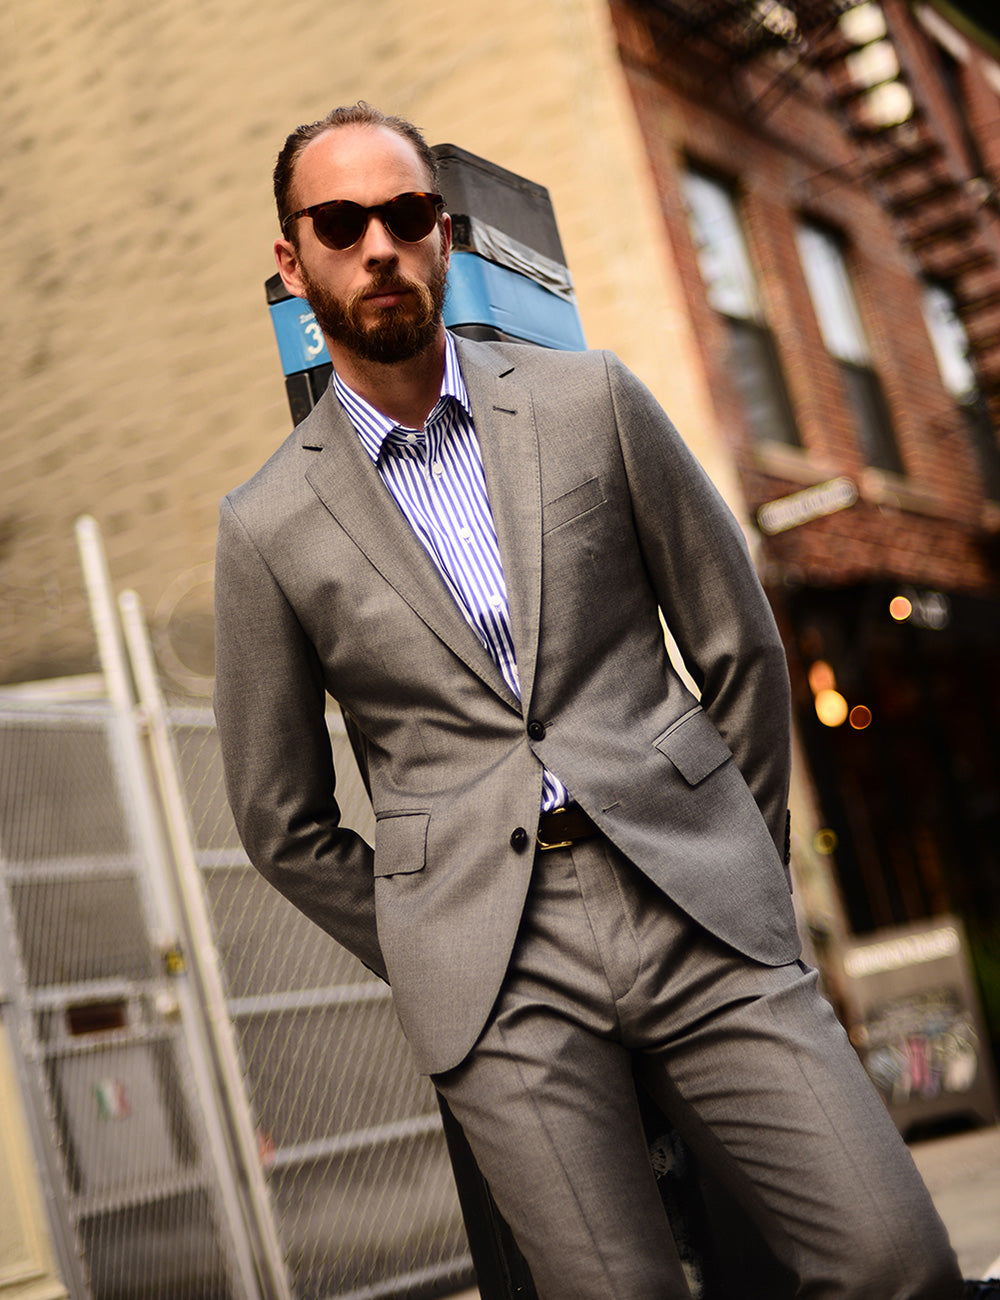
[214,337,800,1076]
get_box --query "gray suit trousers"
[434,835,962,1299]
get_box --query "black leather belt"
[536,803,598,851]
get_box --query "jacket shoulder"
[453,333,617,382]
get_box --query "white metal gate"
[0,519,472,1299]
[0,697,262,1299]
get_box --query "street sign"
[756,476,858,535]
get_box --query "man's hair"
[273,102,439,236]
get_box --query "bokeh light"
[889,595,912,622]
[815,688,849,727]
[808,660,836,694]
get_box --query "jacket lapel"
[456,338,543,711]
[301,382,522,711]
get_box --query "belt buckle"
[536,807,573,852]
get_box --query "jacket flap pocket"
[543,478,605,533]
[654,708,733,786]
[373,810,429,877]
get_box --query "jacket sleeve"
[605,353,792,856]
[213,494,387,981]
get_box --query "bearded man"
[213,102,962,1300]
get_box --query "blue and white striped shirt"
[332,332,570,812]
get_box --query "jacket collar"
[299,336,542,713]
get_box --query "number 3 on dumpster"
[304,319,325,360]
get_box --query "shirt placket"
[425,413,517,689]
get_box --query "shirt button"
[510,827,529,851]
[432,460,443,476]
[527,720,546,741]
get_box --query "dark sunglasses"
[281,191,445,250]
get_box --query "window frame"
[682,165,802,449]
[796,219,906,475]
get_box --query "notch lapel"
[301,388,520,710]
[457,339,543,710]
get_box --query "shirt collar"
[332,330,471,464]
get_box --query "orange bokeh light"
[808,660,836,694]
[815,689,849,727]
[889,595,912,622]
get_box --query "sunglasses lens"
[312,202,367,250]
[307,193,441,249]
[384,193,440,243]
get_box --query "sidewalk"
[447,1124,1000,1297]
[910,1124,1000,1281]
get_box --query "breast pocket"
[373,810,429,877]
[542,477,605,534]
[653,707,733,786]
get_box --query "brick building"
[612,0,1000,1056]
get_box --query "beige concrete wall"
[1,0,731,694]
[0,1009,68,1299]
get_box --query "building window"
[923,282,1000,501]
[796,221,904,474]
[682,167,800,447]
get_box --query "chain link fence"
[0,680,471,1298]
[0,700,252,1299]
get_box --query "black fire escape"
[633,0,1000,428]
[816,3,1000,427]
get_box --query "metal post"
[74,516,176,946]
[74,515,272,1300]
[118,586,295,1300]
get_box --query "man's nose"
[360,214,398,264]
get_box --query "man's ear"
[274,237,308,299]
[440,212,452,270]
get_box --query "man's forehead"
[294,124,431,200]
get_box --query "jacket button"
[527,720,546,741]
[510,827,529,851]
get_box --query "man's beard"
[300,257,448,365]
